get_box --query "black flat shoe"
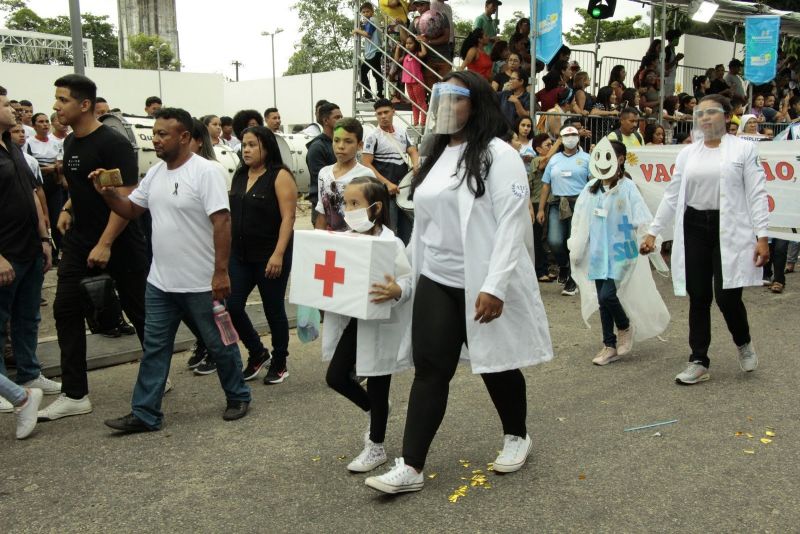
[223,400,249,421]
[104,413,157,433]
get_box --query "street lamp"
[149,43,169,99]
[261,28,284,107]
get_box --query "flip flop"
[769,282,784,294]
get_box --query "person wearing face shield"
[640,95,770,386]
[536,125,591,296]
[364,72,553,495]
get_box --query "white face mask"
[562,136,580,150]
[344,203,377,233]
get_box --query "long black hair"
[589,140,628,194]
[596,86,615,110]
[239,126,291,174]
[460,28,484,60]
[411,71,508,199]
[190,118,218,161]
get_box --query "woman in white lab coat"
[365,71,553,495]
[641,94,770,385]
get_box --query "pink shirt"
[402,53,424,84]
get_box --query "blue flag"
[530,0,563,64]
[745,16,780,85]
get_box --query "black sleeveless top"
[229,165,287,263]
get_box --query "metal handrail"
[357,60,427,134]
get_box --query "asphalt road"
[1,273,798,533]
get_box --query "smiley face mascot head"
[588,137,619,181]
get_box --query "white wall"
[1,62,224,118]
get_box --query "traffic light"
[588,0,617,20]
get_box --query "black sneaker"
[101,327,121,338]
[187,342,207,369]
[243,349,271,381]
[264,360,288,384]
[193,356,217,376]
[118,321,136,336]
[104,413,157,433]
[557,267,570,285]
[561,278,578,296]
[222,400,250,421]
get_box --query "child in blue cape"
[568,138,670,366]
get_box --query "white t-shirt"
[23,124,35,140]
[222,135,240,151]
[129,154,230,293]
[415,142,467,288]
[49,134,66,157]
[23,152,43,186]
[315,162,376,231]
[685,145,721,210]
[25,135,60,167]
[302,123,323,137]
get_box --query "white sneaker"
[675,362,710,385]
[616,326,634,356]
[37,393,93,421]
[22,374,62,395]
[494,434,533,473]
[592,346,620,366]
[164,377,173,394]
[15,388,43,439]
[737,342,758,372]
[365,458,424,494]
[0,395,13,413]
[347,440,388,472]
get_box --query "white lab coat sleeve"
[480,148,531,302]
[568,182,593,263]
[649,147,687,237]
[393,238,413,306]
[743,142,770,239]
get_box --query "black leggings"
[325,319,391,444]
[402,275,527,470]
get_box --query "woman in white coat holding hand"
[365,71,554,494]
[641,94,770,385]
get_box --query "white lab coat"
[398,138,554,374]
[649,135,769,296]
[321,226,414,377]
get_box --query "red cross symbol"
[314,250,345,298]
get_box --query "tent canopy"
[629,0,800,36]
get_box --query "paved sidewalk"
[1,275,798,532]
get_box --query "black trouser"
[764,239,788,286]
[360,54,384,99]
[532,203,548,278]
[683,207,751,368]
[53,239,147,399]
[325,319,391,444]
[402,275,527,470]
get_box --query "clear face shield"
[692,105,727,142]
[419,82,471,157]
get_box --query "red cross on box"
[314,250,345,297]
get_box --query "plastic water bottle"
[212,300,239,346]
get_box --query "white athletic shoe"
[616,326,634,356]
[22,374,62,395]
[0,395,13,413]
[365,458,424,494]
[737,342,758,372]
[347,440,387,473]
[37,393,93,421]
[493,434,533,473]
[164,377,173,394]
[16,388,43,439]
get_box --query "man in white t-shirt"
[93,107,251,433]
[26,112,63,254]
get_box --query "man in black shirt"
[37,75,148,422]
[305,102,342,226]
[0,85,61,403]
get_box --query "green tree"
[122,34,179,70]
[286,0,355,75]
[565,8,649,45]
[0,0,119,67]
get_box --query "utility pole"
[149,43,168,99]
[69,0,85,74]
[231,60,243,82]
[261,29,284,107]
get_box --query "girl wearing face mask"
[321,176,413,474]
[568,140,669,366]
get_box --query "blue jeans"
[547,203,572,270]
[131,283,251,428]
[0,373,26,405]
[595,279,630,348]
[0,255,44,383]
[227,253,291,361]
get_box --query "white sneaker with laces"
[592,346,620,366]
[0,395,13,413]
[365,457,424,494]
[737,342,758,372]
[22,374,62,395]
[37,393,93,421]
[347,440,387,472]
[675,362,710,385]
[16,388,43,439]
[494,434,533,473]
[616,326,634,356]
